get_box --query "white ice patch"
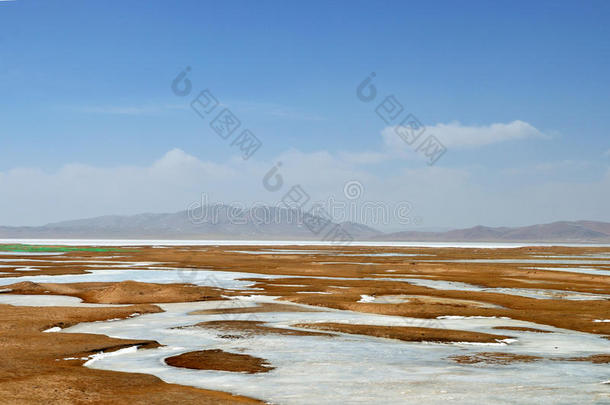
[316,262,381,265]
[228,249,330,255]
[437,315,510,320]
[268,284,308,288]
[61,296,610,405]
[358,294,376,303]
[405,278,610,301]
[0,294,126,307]
[15,267,39,272]
[83,346,139,366]
[0,259,49,262]
[43,326,62,333]
[0,268,282,290]
[0,251,65,256]
[445,340,512,347]
[296,291,331,294]
[524,266,610,276]
[419,258,610,265]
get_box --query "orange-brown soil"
[492,326,553,333]
[0,304,262,404]
[74,244,608,335]
[2,280,225,304]
[1,244,610,403]
[363,294,503,308]
[559,354,610,363]
[450,352,610,365]
[292,322,512,343]
[449,352,542,365]
[188,302,326,315]
[165,349,274,373]
[181,320,333,337]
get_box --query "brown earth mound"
[292,322,513,343]
[165,349,274,373]
[559,354,610,364]
[449,352,542,365]
[0,304,262,404]
[2,280,225,304]
[179,320,333,337]
[188,302,326,315]
[492,326,553,333]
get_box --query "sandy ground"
[1,244,609,403]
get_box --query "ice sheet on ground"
[404,279,610,301]
[523,266,610,276]
[0,294,126,307]
[358,294,503,308]
[0,268,283,289]
[420,259,610,265]
[61,297,610,405]
[0,252,65,256]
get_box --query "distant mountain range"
[1,207,610,242]
[0,206,382,240]
[379,221,610,243]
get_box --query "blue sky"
[0,0,609,228]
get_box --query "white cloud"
[383,120,547,149]
[501,160,593,175]
[338,151,388,165]
[1,146,609,229]
[0,149,249,226]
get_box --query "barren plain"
[0,242,609,404]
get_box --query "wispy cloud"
[68,103,188,115]
[228,101,325,121]
[383,120,548,149]
[3,147,610,228]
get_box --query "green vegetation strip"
[0,244,136,253]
